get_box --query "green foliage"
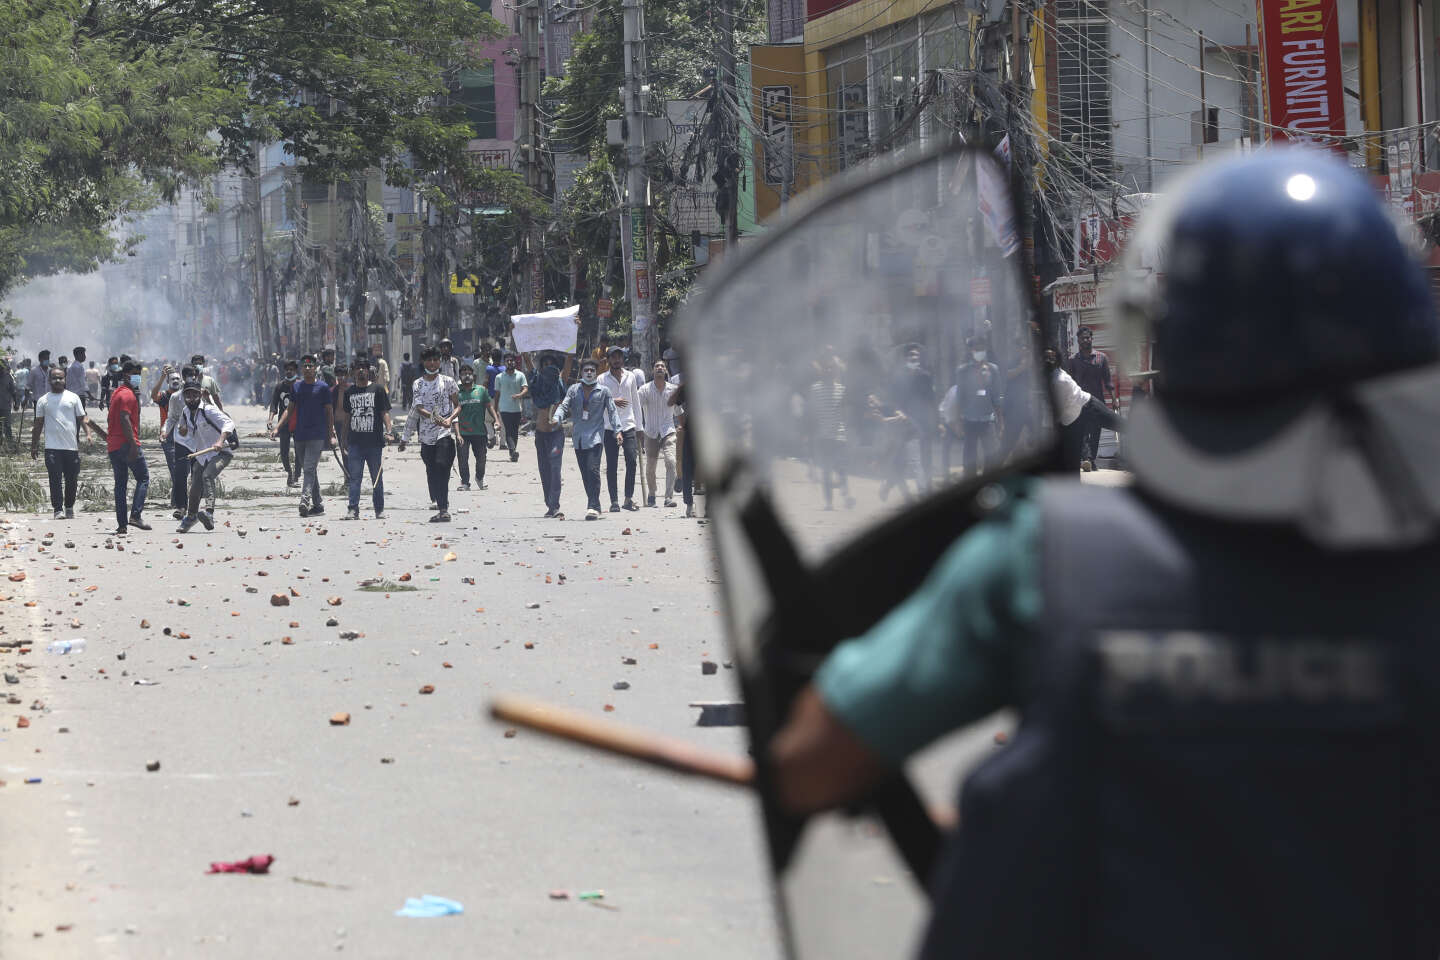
[0,0,506,299]
[544,0,765,333]
[0,308,21,351]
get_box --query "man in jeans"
[599,346,644,512]
[552,358,619,521]
[31,366,102,519]
[636,360,678,508]
[291,354,337,517]
[494,353,527,462]
[106,361,151,534]
[528,354,567,518]
[341,360,392,520]
[153,368,188,517]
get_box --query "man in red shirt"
[106,360,151,534]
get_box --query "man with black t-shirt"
[267,358,300,487]
[341,360,392,520]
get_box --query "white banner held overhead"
[511,304,581,355]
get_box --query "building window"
[457,65,498,140]
[922,8,972,140]
[1052,0,1113,186]
[827,37,869,171]
[870,19,921,153]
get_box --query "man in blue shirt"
[552,358,619,521]
[290,354,337,517]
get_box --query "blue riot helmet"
[1151,149,1436,396]
[1118,149,1440,547]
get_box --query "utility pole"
[718,0,740,247]
[521,0,544,312]
[621,0,656,366]
[246,149,272,357]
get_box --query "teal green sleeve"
[814,486,1042,766]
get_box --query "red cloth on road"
[206,854,274,874]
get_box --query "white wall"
[1107,0,1361,193]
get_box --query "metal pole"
[522,0,544,312]
[622,0,655,366]
[719,0,739,247]
[1199,32,1207,159]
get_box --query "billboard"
[1255,0,1346,138]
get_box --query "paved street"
[0,403,1125,958]
[0,404,781,959]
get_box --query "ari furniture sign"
[1256,0,1346,138]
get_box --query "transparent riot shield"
[679,143,1057,959]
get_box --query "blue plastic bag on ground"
[395,895,464,918]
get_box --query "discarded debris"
[270,593,290,607]
[395,895,463,918]
[207,854,274,875]
[291,876,353,891]
[326,596,342,606]
[326,618,339,627]
[701,661,719,675]
[146,760,160,771]
[418,685,435,695]
[612,681,630,691]
[329,712,351,726]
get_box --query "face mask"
[906,360,921,371]
[972,351,987,362]
[286,373,297,381]
[581,374,598,386]
[128,375,141,389]
[109,365,120,373]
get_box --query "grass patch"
[0,457,45,510]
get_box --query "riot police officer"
[768,150,1440,958]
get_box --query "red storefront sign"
[1256,0,1346,138]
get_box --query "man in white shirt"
[84,361,101,404]
[175,379,236,532]
[31,366,102,519]
[599,346,645,512]
[636,360,679,508]
[398,346,460,523]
